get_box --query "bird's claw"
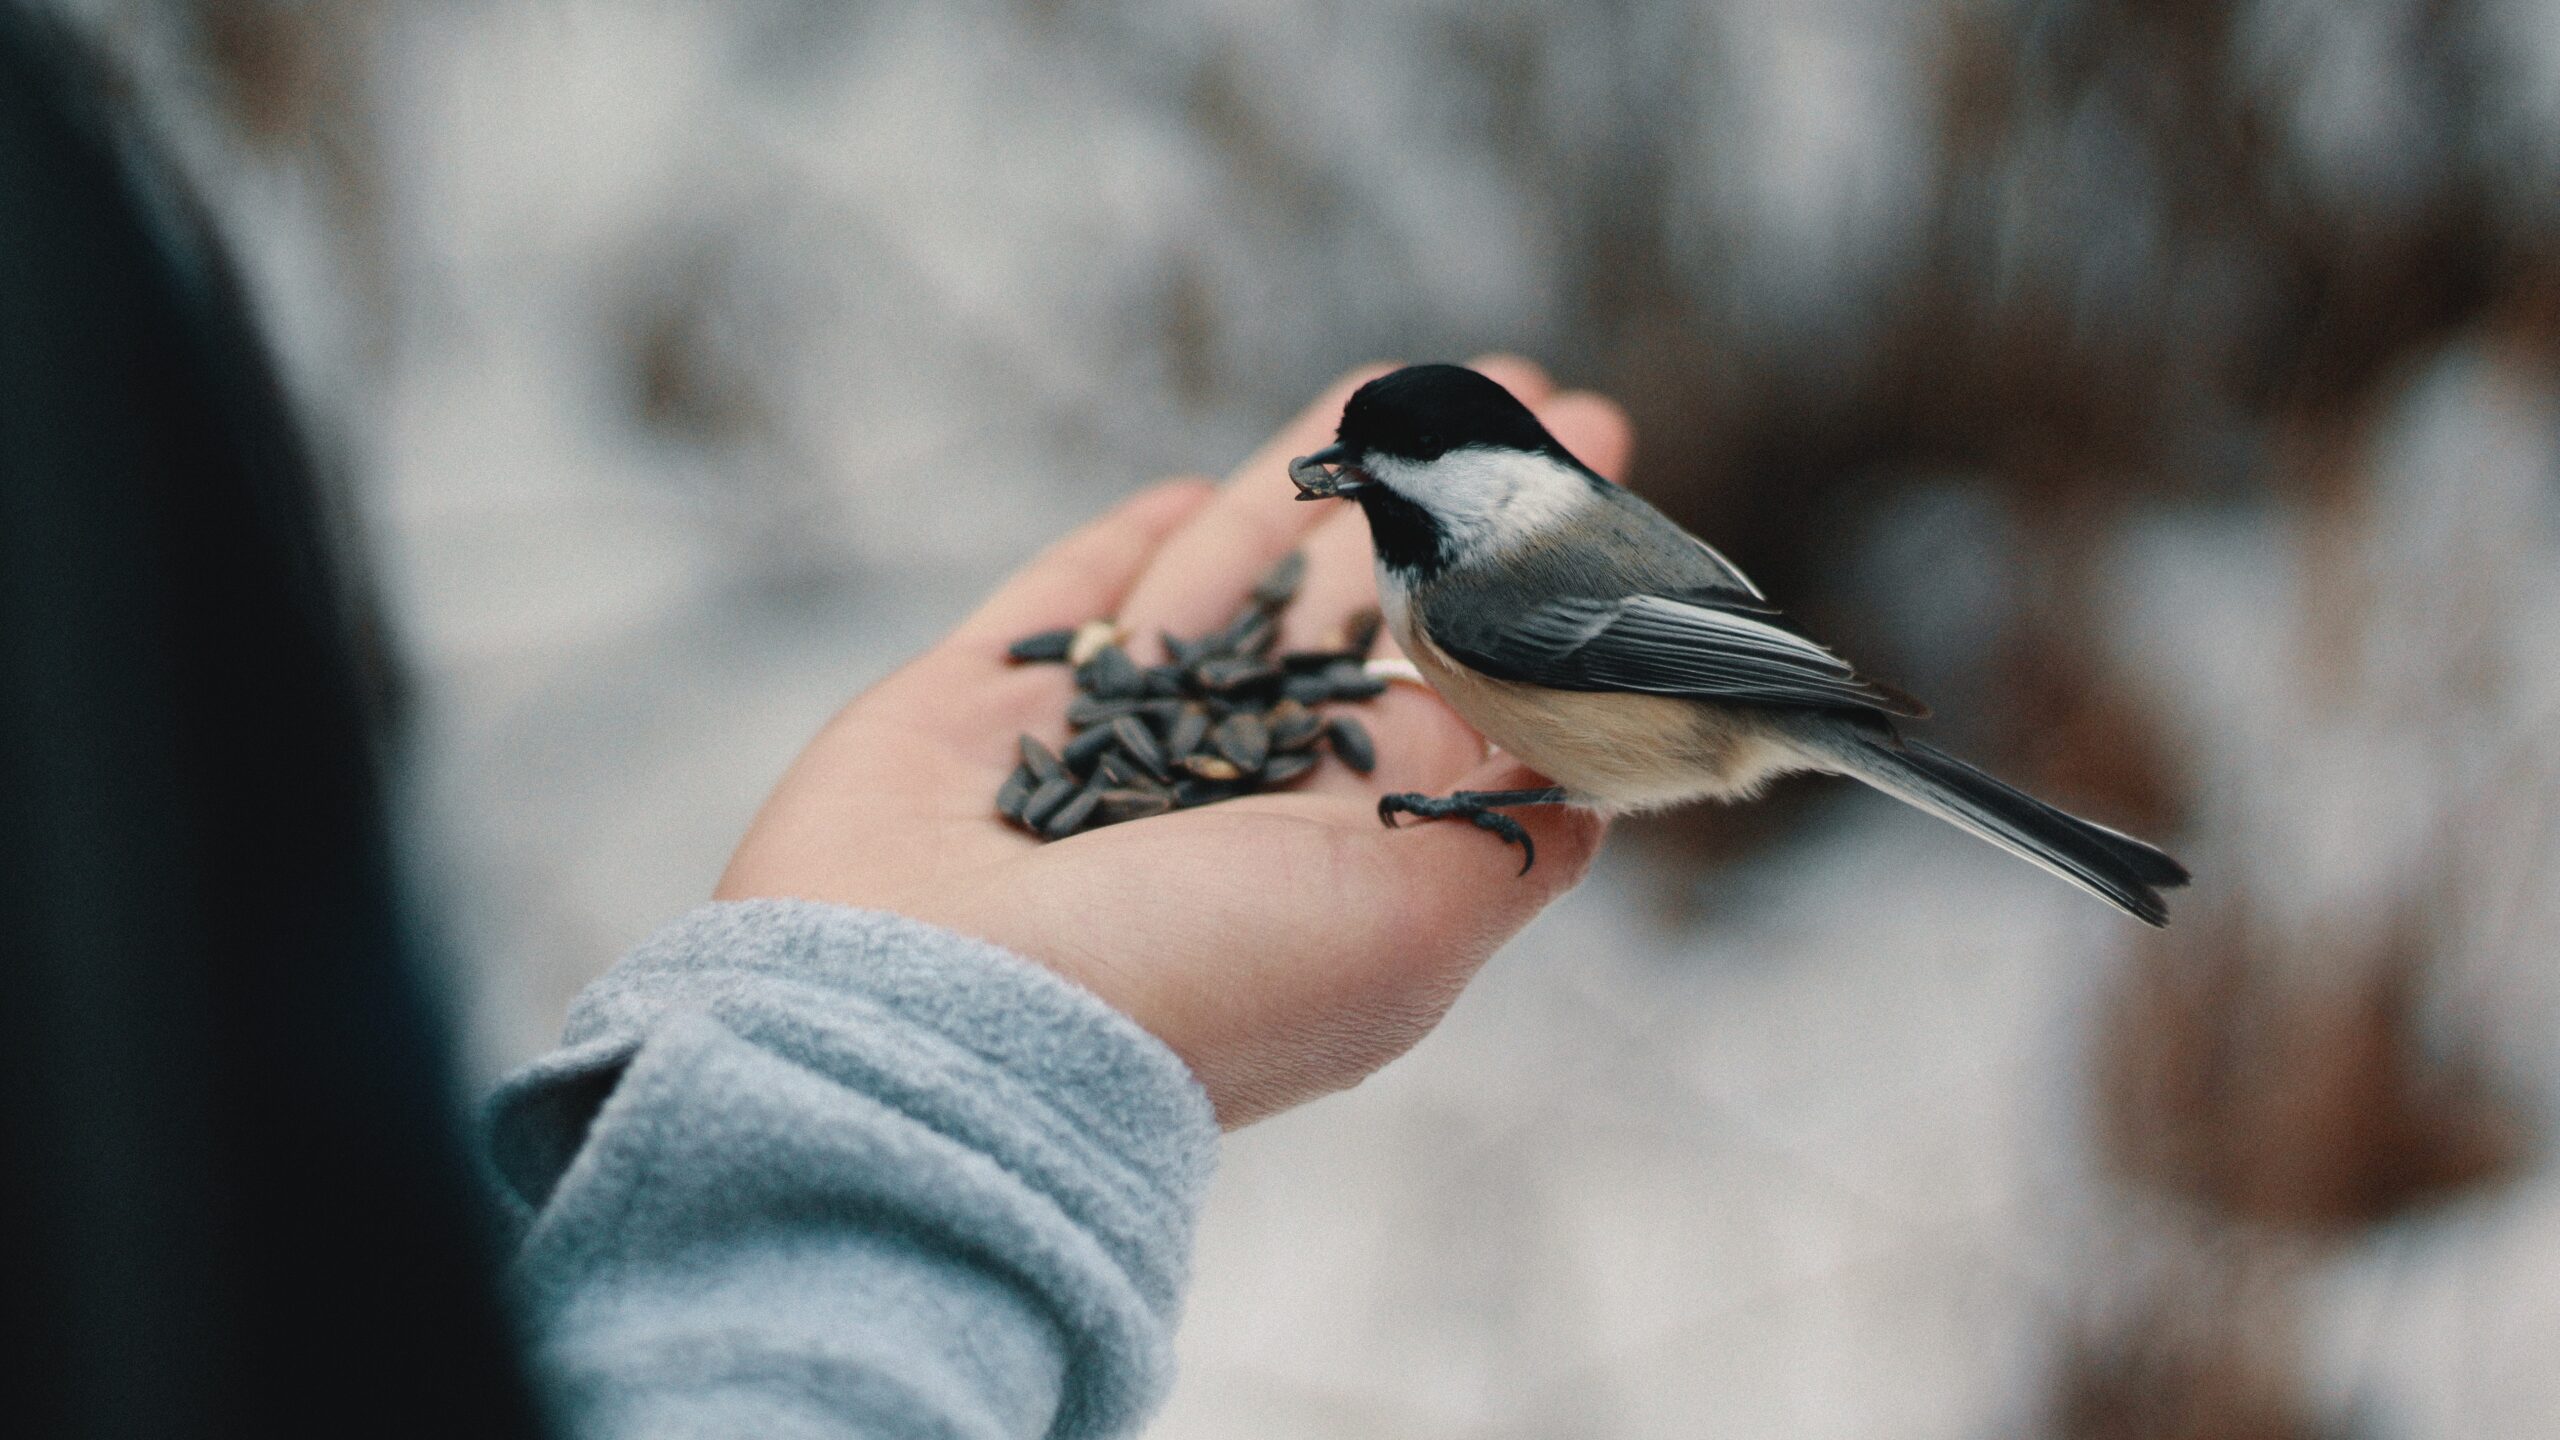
[1376,791,1537,874]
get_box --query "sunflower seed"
[1180,753,1243,782]
[1094,752,1148,791]
[1174,775,1248,807]
[1020,735,1069,786]
[1065,694,1143,728]
[1325,715,1376,774]
[1281,672,1335,705]
[1336,607,1383,657]
[1066,618,1126,667]
[1042,783,1104,838]
[1076,643,1146,700]
[1110,715,1170,781]
[995,543,1394,834]
[1021,774,1078,827]
[995,765,1037,821]
[1266,700,1323,750]
[1251,551,1306,609]
[1212,608,1275,658]
[1261,750,1318,785]
[1193,656,1280,692]
[1093,788,1175,824]
[1322,661,1387,701]
[1061,724,1120,773]
[1212,712,1270,772]
[1164,704,1210,760]
[1007,628,1075,663]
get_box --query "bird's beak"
[1288,444,1368,501]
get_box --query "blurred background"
[44,0,2560,1434]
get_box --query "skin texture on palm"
[716,360,1634,1126]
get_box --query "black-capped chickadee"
[1290,363,2190,925]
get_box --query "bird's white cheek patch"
[1367,447,1594,557]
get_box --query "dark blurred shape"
[2053,1250,2333,1440]
[623,235,772,447]
[0,9,541,1436]
[2061,894,2532,1438]
[2097,906,2527,1233]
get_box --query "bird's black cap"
[1334,363,1562,464]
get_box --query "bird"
[1287,362,2190,925]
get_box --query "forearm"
[484,901,1218,1439]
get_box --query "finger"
[1541,390,1636,482]
[1462,352,1556,406]
[953,478,1215,649]
[1116,364,1395,656]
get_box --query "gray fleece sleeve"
[483,899,1220,1440]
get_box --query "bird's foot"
[1376,787,1569,875]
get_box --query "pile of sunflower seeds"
[996,551,1385,839]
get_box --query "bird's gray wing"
[1680,535,1764,600]
[1431,589,1927,718]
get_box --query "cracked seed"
[1066,619,1126,667]
[1180,754,1243,782]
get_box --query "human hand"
[715,359,1635,1125]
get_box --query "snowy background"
[52,1,2560,1434]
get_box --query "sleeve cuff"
[485,898,1220,1437]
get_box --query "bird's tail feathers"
[1812,729,2190,926]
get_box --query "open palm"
[717,359,1634,1124]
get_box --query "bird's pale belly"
[1387,605,1810,816]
